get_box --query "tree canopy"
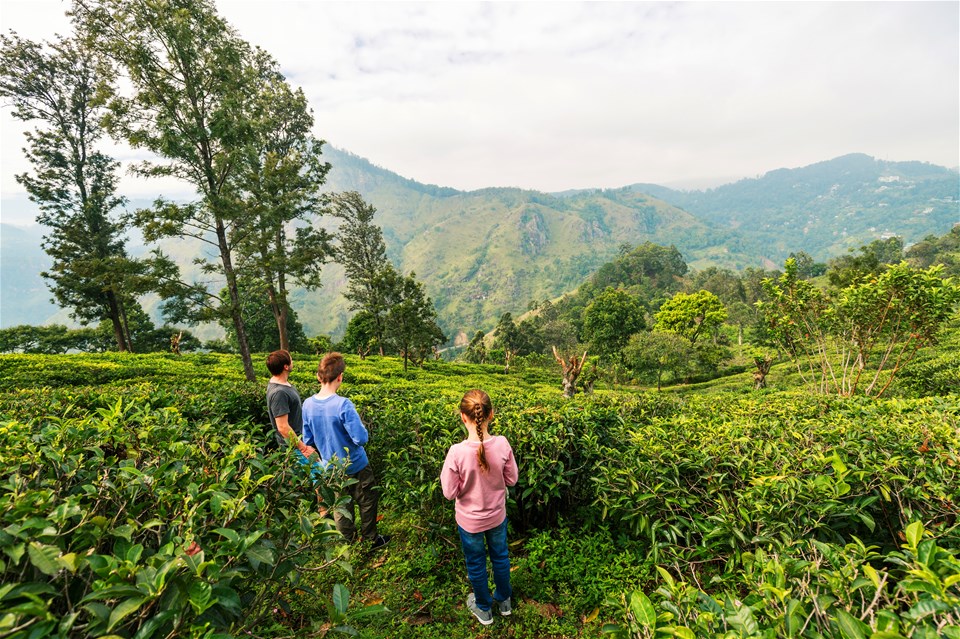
[654,290,727,345]
[0,31,149,351]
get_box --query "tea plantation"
[0,353,957,638]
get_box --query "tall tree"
[74,0,269,381]
[380,266,446,370]
[340,310,378,359]
[493,312,524,373]
[330,191,391,354]
[623,330,695,391]
[759,258,960,396]
[0,32,146,351]
[218,276,308,353]
[463,330,487,364]
[590,242,688,293]
[654,290,728,345]
[230,51,331,351]
[827,237,904,288]
[581,288,646,362]
[905,227,960,277]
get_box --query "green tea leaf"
[244,545,275,567]
[830,454,848,475]
[27,542,60,576]
[333,583,349,617]
[863,564,881,589]
[213,528,239,544]
[107,596,146,631]
[836,610,865,639]
[188,581,212,614]
[131,610,176,639]
[904,521,923,549]
[725,601,759,636]
[628,590,656,629]
[57,552,79,573]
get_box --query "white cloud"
[1,0,957,211]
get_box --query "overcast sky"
[1,0,958,225]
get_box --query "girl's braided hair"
[460,389,493,472]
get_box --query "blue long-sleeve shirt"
[301,393,369,474]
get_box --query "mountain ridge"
[3,148,957,342]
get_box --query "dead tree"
[503,348,516,375]
[753,356,773,389]
[170,331,183,355]
[552,346,588,398]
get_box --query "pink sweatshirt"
[440,435,519,533]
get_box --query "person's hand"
[301,444,317,459]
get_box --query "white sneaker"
[496,597,512,616]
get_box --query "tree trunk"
[552,346,588,399]
[106,291,128,352]
[118,295,135,352]
[753,357,772,390]
[218,224,256,382]
[266,284,288,351]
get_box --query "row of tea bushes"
[604,522,959,638]
[0,384,353,638]
[1,353,957,637]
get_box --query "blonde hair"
[460,389,493,472]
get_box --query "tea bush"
[1,352,957,637]
[0,371,355,637]
[603,522,960,639]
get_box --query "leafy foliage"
[623,330,695,390]
[0,377,352,637]
[760,258,960,396]
[0,352,957,637]
[604,522,960,639]
[654,290,728,345]
[329,191,392,353]
[229,56,332,352]
[0,31,149,352]
[582,288,646,363]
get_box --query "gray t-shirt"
[267,382,303,447]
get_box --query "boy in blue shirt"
[302,352,389,549]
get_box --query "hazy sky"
[1,0,958,221]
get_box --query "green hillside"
[4,149,957,343]
[0,224,57,327]
[310,148,753,342]
[632,153,959,260]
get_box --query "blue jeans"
[458,518,512,611]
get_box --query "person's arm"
[503,441,519,487]
[275,413,316,458]
[341,400,369,447]
[439,448,461,501]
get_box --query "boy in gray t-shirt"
[267,382,303,447]
[265,350,315,460]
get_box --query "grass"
[281,513,645,638]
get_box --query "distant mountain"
[628,153,959,260]
[0,224,58,327]
[311,147,750,343]
[2,149,957,343]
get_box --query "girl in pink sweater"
[440,389,519,625]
